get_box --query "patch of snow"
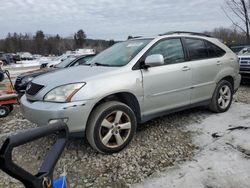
[134,103,250,188]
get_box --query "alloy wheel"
[99,110,131,148]
[218,85,231,109]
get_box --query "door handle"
[216,61,222,65]
[182,66,191,71]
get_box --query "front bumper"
[20,95,94,134]
[239,65,250,79]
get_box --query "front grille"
[240,57,250,61]
[26,82,44,96]
[240,61,248,64]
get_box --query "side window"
[184,38,208,60]
[205,41,226,58]
[72,56,93,66]
[147,38,185,65]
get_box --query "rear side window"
[184,38,208,60]
[205,41,226,58]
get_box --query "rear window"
[205,41,226,58]
[184,38,208,60]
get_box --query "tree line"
[0,26,248,56]
[0,29,115,55]
[204,26,247,46]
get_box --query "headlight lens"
[44,83,85,102]
[21,77,33,84]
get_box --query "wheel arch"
[218,75,234,89]
[87,92,142,124]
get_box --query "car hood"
[34,66,118,85]
[27,65,119,101]
[19,68,57,78]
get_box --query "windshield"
[55,56,77,68]
[238,47,250,55]
[88,39,151,67]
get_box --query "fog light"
[49,118,68,124]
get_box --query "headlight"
[21,77,33,84]
[44,83,85,102]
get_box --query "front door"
[142,38,192,116]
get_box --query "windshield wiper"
[91,62,112,67]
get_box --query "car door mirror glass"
[145,54,164,67]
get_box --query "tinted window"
[184,38,208,60]
[147,38,185,65]
[205,41,226,58]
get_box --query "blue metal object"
[53,177,68,188]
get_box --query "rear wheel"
[209,80,233,113]
[0,106,10,118]
[86,101,137,154]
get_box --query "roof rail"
[159,31,211,37]
[127,36,143,40]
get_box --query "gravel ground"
[0,84,249,188]
[237,84,250,104]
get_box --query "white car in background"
[237,47,250,82]
[40,49,96,68]
[46,54,73,68]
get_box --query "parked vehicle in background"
[230,45,248,55]
[75,48,96,55]
[15,54,95,94]
[40,49,96,68]
[21,32,241,154]
[17,52,35,60]
[238,47,250,82]
[0,53,15,65]
[0,52,8,65]
[238,46,250,55]
[40,54,74,68]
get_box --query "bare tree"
[204,26,246,46]
[222,0,250,44]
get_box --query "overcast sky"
[0,0,231,40]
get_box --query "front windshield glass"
[88,39,152,67]
[238,47,250,55]
[55,56,77,68]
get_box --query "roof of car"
[128,31,212,41]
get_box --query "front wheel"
[86,101,137,154]
[209,80,233,113]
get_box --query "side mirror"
[0,70,4,82]
[145,54,164,67]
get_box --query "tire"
[0,106,10,118]
[86,101,137,154]
[5,104,14,112]
[209,80,233,113]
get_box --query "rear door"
[142,38,192,116]
[183,38,226,103]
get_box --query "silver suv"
[21,32,241,154]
